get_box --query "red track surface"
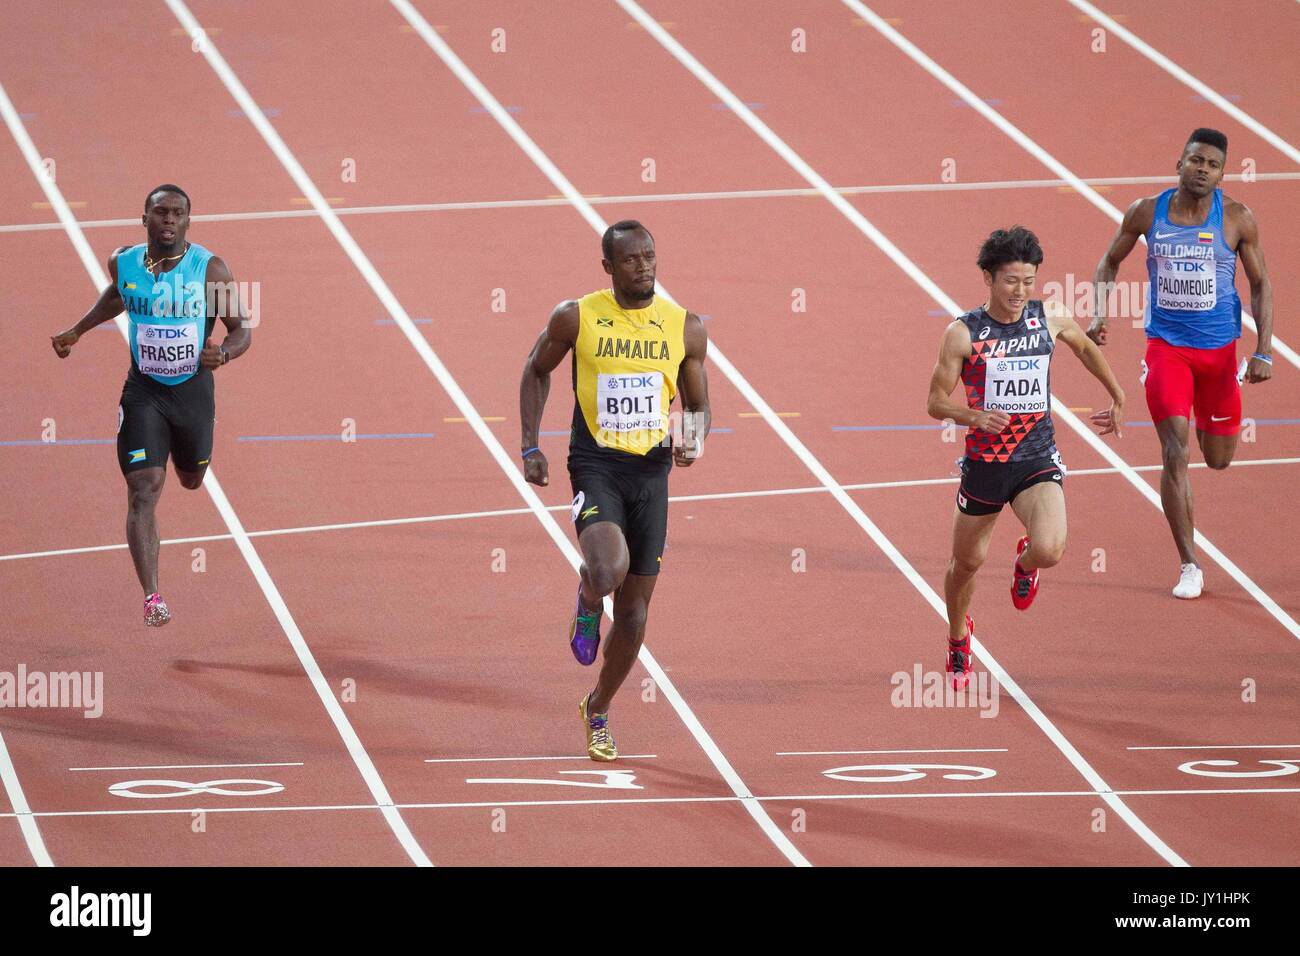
[1,1,1297,866]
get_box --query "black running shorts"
[956,454,1064,517]
[116,369,215,475]
[568,454,670,576]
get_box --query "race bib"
[596,371,664,438]
[1155,255,1216,311]
[135,322,200,378]
[984,356,1049,414]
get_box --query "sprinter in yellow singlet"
[520,220,711,761]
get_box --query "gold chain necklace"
[144,243,188,273]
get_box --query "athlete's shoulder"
[1123,194,1159,230]
[953,306,985,329]
[545,298,582,343]
[1220,192,1257,225]
[683,311,707,357]
[1041,297,1075,334]
[942,316,974,351]
[108,244,138,279]
[202,250,233,279]
[1041,297,1070,320]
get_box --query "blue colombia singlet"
[1144,188,1240,349]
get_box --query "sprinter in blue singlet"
[1089,129,1276,600]
[51,185,252,627]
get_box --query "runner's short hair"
[977,226,1043,275]
[602,220,652,260]
[1185,128,1228,157]
[145,184,191,213]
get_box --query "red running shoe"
[1011,535,1039,611]
[946,615,975,691]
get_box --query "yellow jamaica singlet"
[570,288,686,460]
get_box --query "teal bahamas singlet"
[116,242,214,386]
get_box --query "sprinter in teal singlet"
[51,185,252,627]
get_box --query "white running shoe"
[1173,564,1203,600]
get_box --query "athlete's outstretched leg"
[1195,429,1238,472]
[1156,416,1197,566]
[125,466,165,595]
[174,464,208,490]
[1192,343,1242,472]
[589,573,657,714]
[568,522,629,666]
[1010,481,1067,572]
[945,508,999,640]
[577,521,630,608]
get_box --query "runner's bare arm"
[199,256,251,369]
[1047,300,1126,437]
[674,311,711,466]
[1089,196,1154,346]
[51,246,130,358]
[926,320,1008,433]
[1234,202,1274,384]
[519,299,579,486]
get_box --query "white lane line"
[1,51,432,872]
[617,0,1186,868]
[0,723,51,866]
[1067,0,1300,167]
[777,749,1010,756]
[425,754,658,763]
[837,0,1300,643]
[69,762,305,772]
[166,0,803,870]
[840,0,1300,372]
[4,785,1299,820]
[2,171,1294,234]
[5,455,1300,565]
[0,83,68,868]
[1128,745,1300,752]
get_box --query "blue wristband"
[1252,353,1272,365]
[521,446,541,459]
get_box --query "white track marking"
[165,0,805,870]
[69,762,305,772]
[4,455,1299,564]
[616,0,1192,867]
[3,785,1299,821]
[627,0,1300,653]
[0,719,51,866]
[1128,745,1300,751]
[0,72,431,870]
[1067,0,1300,166]
[840,0,1299,372]
[778,749,1010,756]
[2,171,1294,234]
[0,84,66,867]
[425,754,657,763]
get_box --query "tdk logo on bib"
[597,372,664,435]
[986,357,1048,414]
[605,374,656,390]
